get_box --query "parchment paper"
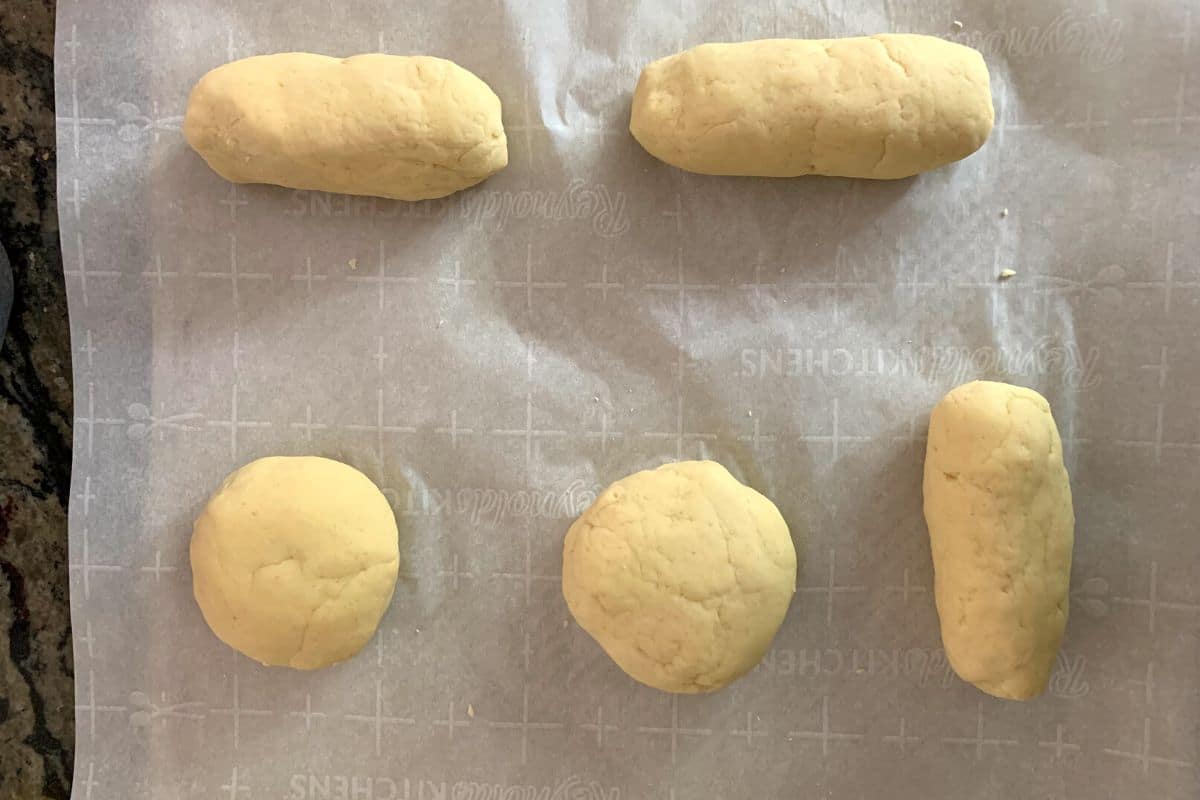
[56,1,1199,798]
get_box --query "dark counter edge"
[1,1,76,798]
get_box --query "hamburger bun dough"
[190,456,400,669]
[562,461,798,693]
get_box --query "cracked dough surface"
[562,461,798,693]
[183,53,508,201]
[629,34,993,179]
[923,381,1074,700]
[190,456,400,670]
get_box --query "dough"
[190,456,400,669]
[923,381,1074,700]
[183,53,508,200]
[562,461,798,693]
[629,35,993,179]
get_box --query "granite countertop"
[0,0,75,798]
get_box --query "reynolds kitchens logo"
[756,647,1088,698]
[285,178,630,238]
[288,775,619,800]
[951,9,1124,70]
[739,339,1101,389]
[396,480,599,526]
[459,180,630,237]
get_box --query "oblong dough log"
[629,35,993,179]
[923,381,1074,700]
[184,53,508,201]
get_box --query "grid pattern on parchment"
[57,2,1199,798]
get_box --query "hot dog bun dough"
[190,456,400,670]
[562,461,798,693]
[184,53,507,200]
[923,382,1074,700]
[630,35,993,179]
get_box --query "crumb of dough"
[348,258,358,270]
[952,20,964,31]
[467,704,475,718]
[999,269,1016,280]
[1000,207,1009,217]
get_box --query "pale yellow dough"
[629,35,993,179]
[190,456,400,670]
[562,461,798,693]
[923,381,1075,700]
[183,53,508,200]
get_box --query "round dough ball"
[562,460,798,693]
[190,456,400,669]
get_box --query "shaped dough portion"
[563,461,798,693]
[923,381,1074,700]
[184,53,507,200]
[190,456,400,670]
[630,35,993,179]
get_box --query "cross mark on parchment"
[74,669,125,741]
[436,409,476,448]
[289,693,327,732]
[64,232,121,308]
[796,549,867,625]
[1133,74,1200,134]
[197,234,272,310]
[883,717,921,753]
[941,702,1018,759]
[580,704,619,747]
[220,766,251,799]
[346,240,420,312]
[1129,242,1200,315]
[729,712,770,746]
[788,695,863,755]
[139,549,178,583]
[1039,723,1080,761]
[1111,561,1200,633]
[69,526,122,600]
[1103,717,1195,773]
[494,529,559,606]
[585,263,625,302]
[210,674,272,752]
[434,699,472,739]
[487,683,563,765]
[637,695,712,766]
[344,679,414,757]
[496,242,568,315]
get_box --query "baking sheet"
[56,1,1199,797]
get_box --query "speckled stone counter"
[0,1,74,797]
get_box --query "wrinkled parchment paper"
[57,1,1199,797]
